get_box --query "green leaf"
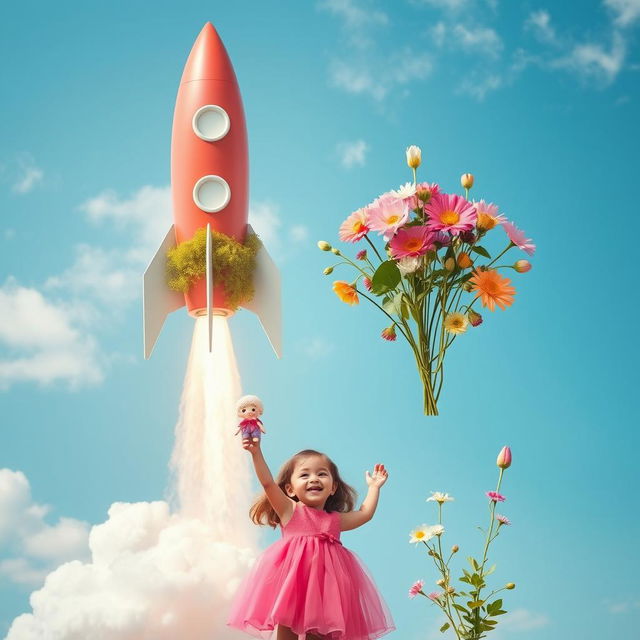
[440,623,450,633]
[485,564,496,576]
[452,603,468,613]
[471,245,491,258]
[467,557,480,571]
[493,610,507,616]
[467,600,484,609]
[371,260,401,295]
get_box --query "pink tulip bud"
[514,260,532,273]
[496,446,512,469]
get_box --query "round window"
[192,105,230,141]
[193,176,231,213]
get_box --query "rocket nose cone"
[180,22,237,84]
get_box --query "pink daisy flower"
[368,194,410,240]
[362,277,372,292]
[496,514,511,526]
[408,579,424,599]
[426,193,477,235]
[474,200,506,231]
[339,208,370,243]
[389,226,435,259]
[356,249,367,261]
[502,220,536,256]
[427,592,443,602]
[486,491,506,502]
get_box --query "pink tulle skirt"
[227,534,394,640]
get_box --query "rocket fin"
[241,224,282,358]
[143,224,185,359]
[206,223,214,352]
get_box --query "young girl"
[227,440,395,640]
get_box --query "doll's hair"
[250,449,356,528]
[236,395,263,414]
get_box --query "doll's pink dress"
[227,502,394,640]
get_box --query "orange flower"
[457,252,473,269]
[333,281,359,305]
[470,269,515,311]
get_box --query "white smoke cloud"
[7,318,260,640]
[7,501,256,640]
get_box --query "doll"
[235,395,266,443]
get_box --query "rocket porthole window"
[192,105,230,141]
[193,175,231,213]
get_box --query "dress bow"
[313,532,342,545]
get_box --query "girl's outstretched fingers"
[366,463,389,487]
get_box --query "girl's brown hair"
[250,449,357,528]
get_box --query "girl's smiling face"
[285,455,336,508]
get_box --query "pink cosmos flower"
[339,208,370,243]
[427,592,443,602]
[486,491,506,502]
[502,220,536,256]
[474,200,506,230]
[362,277,372,292]
[368,194,410,240]
[389,226,435,259]
[426,193,477,235]
[356,249,368,261]
[496,514,511,526]
[408,579,424,599]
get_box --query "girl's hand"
[365,463,388,488]
[242,438,260,455]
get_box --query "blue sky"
[1,0,639,638]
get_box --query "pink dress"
[227,502,395,639]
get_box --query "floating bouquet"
[409,446,515,639]
[318,146,535,415]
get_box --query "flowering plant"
[408,447,515,639]
[318,146,535,415]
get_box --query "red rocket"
[143,23,281,359]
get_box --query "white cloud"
[498,608,550,632]
[458,73,503,100]
[45,244,141,310]
[317,0,388,29]
[338,140,369,168]
[302,337,334,359]
[605,597,640,613]
[415,0,473,10]
[249,201,282,249]
[525,10,558,45]
[79,185,172,261]
[605,0,640,26]
[11,154,43,195]
[289,225,309,244]
[330,50,432,101]
[0,469,90,588]
[6,500,258,640]
[554,31,626,85]
[0,279,103,390]
[453,24,502,56]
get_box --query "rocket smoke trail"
[169,316,256,548]
[7,318,258,639]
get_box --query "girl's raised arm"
[340,463,388,532]
[245,440,294,524]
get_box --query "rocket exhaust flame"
[168,316,255,547]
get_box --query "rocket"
[143,23,281,359]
